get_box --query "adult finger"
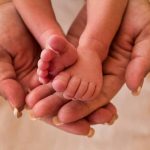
[125,37,150,94]
[26,83,55,108]
[42,103,117,136]
[42,117,94,137]
[87,103,118,125]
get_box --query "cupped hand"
[0,2,40,110]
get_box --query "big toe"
[48,35,77,64]
[47,35,70,54]
[52,72,71,92]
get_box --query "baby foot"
[52,48,102,101]
[37,35,77,84]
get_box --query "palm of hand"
[0,3,40,109]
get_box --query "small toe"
[41,48,56,62]
[91,85,101,100]
[74,81,89,99]
[63,76,81,99]
[37,69,48,78]
[39,77,50,84]
[38,59,49,70]
[49,60,65,76]
[81,82,96,101]
[52,72,71,92]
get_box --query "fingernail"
[29,111,40,121]
[132,86,142,96]
[107,114,118,125]
[13,108,22,118]
[87,128,95,138]
[52,116,64,126]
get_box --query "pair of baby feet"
[37,35,102,101]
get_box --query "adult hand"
[54,0,150,123]
[0,2,40,110]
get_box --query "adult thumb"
[125,39,150,95]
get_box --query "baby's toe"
[74,81,88,99]
[49,60,65,76]
[52,72,71,92]
[41,48,56,62]
[91,84,101,99]
[37,69,48,78]
[63,76,81,99]
[38,59,49,70]
[81,82,96,101]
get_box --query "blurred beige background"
[0,0,150,150]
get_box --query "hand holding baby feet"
[52,48,102,101]
[117,0,150,94]
[37,35,77,84]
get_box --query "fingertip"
[0,79,26,109]
[104,103,117,115]
[87,108,112,124]
[52,72,71,92]
[125,59,146,92]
